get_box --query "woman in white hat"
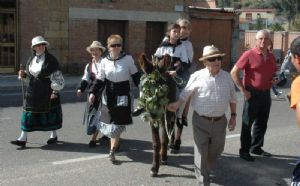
[11,36,64,148]
[77,41,106,147]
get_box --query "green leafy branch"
[138,70,169,128]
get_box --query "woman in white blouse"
[89,34,140,162]
[77,41,106,147]
[11,36,64,148]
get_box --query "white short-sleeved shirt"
[97,55,138,82]
[181,39,193,63]
[180,68,237,117]
[81,59,101,82]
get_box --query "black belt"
[246,86,270,93]
[200,115,224,122]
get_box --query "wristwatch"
[231,113,237,117]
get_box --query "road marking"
[52,154,108,165]
[52,152,126,165]
[0,117,11,120]
[226,134,240,139]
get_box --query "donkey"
[138,53,177,177]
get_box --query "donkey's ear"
[138,53,147,63]
[163,54,171,68]
[139,53,153,74]
[163,54,171,64]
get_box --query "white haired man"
[231,30,277,161]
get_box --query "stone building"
[0,0,239,74]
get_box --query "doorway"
[0,0,16,73]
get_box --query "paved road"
[0,89,299,186]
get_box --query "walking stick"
[18,64,25,106]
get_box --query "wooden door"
[98,20,128,55]
[145,21,166,58]
[0,0,16,73]
[190,18,232,71]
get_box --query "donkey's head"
[138,53,171,75]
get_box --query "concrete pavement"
[1,85,299,186]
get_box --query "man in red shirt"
[231,30,277,161]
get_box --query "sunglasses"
[207,56,222,62]
[110,44,122,48]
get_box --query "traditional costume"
[11,36,64,148]
[91,52,140,138]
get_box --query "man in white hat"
[168,45,237,186]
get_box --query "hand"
[167,70,177,77]
[272,77,279,85]
[77,90,82,97]
[89,93,95,104]
[50,93,58,99]
[228,116,236,131]
[242,90,251,100]
[18,70,26,79]
[167,102,179,112]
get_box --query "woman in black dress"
[11,36,64,148]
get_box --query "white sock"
[50,130,57,138]
[17,131,27,141]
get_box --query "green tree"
[252,15,265,30]
[270,0,299,30]
[269,22,285,31]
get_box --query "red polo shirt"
[236,47,277,90]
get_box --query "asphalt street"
[0,89,299,186]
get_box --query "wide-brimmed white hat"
[199,45,225,61]
[86,41,106,53]
[31,36,49,48]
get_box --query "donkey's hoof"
[161,159,168,165]
[150,168,158,177]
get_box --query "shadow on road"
[211,153,297,186]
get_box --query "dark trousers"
[240,87,271,153]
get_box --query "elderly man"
[231,30,277,162]
[168,45,237,186]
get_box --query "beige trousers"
[192,111,227,183]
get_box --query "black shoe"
[11,140,26,147]
[89,140,96,148]
[132,107,144,117]
[47,137,58,145]
[251,149,272,157]
[182,116,188,126]
[170,140,181,153]
[108,149,116,162]
[169,143,175,149]
[239,152,255,162]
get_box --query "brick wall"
[69,0,184,12]
[19,0,68,69]
[18,0,223,74]
[127,21,146,62]
[68,19,98,74]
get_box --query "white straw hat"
[199,45,225,61]
[86,41,106,53]
[31,36,49,48]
